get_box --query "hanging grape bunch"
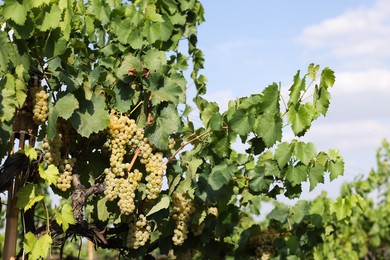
[103,110,167,215]
[32,86,49,125]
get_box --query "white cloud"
[304,120,389,151]
[335,69,390,94]
[299,0,390,63]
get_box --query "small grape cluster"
[171,192,196,246]
[57,158,76,191]
[103,110,167,214]
[32,86,49,124]
[168,138,176,150]
[42,134,62,166]
[126,214,151,249]
[249,229,278,260]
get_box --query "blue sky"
[195,0,390,200]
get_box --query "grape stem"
[165,130,211,165]
[127,148,140,174]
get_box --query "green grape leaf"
[144,4,164,22]
[287,104,311,136]
[30,0,50,8]
[294,142,317,165]
[144,49,167,72]
[291,200,310,224]
[92,0,110,23]
[55,204,76,232]
[328,157,344,181]
[38,163,59,186]
[309,164,325,191]
[15,78,27,108]
[0,32,10,71]
[151,77,183,106]
[0,74,16,122]
[286,164,307,186]
[97,197,110,222]
[3,0,28,25]
[47,93,79,139]
[195,97,221,131]
[248,169,273,193]
[267,204,289,223]
[39,5,62,31]
[115,53,142,79]
[61,204,75,231]
[229,109,254,136]
[149,20,174,43]
[146,195,170,216]
[208,164,235,190]
[16,184,44,211]
[320,67,335,88]
[274,142,292,169]
[70,94,110,137]
[308,63,320,80]
[288,70,306,105]
[34,233,52,259]
[254,111,282,147]
[314,86,331,116]
[331,197,352,220]
[148,105,181,149]
[259,83,279,114]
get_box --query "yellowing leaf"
[39,163,59,186]
[24,145,38,161]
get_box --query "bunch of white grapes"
[42,134,62,166]
[32,86,49,124]
[104,110,167,215]
[57,158,76,191]
[126,214,151,249]
[171,192,196,246]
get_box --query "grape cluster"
[42,134,62,166]
[168,138,176,150]
[171,192,196,246]
[104,111,137,207]
[57,158,76,191]
[32,86,49,124]
[249,229,278,260]
[103,111,167,215]
[126,214,151,249]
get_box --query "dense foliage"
[0,0,358,259]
